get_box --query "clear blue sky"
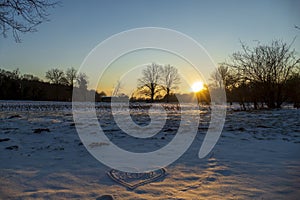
[0,0,299,92]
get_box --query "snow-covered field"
[0,101,299,199]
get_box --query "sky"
[0,0,299,94]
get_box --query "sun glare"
[192,81,204,92]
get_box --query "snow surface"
[0,101,299,199]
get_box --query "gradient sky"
[0,0,299,94]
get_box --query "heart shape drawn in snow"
[107,168,166,190]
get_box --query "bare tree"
[76,72,89,101]
[112,80,122,96]
[209,65,237,106]
[65,67,77,88]
[161,65,180,102]
[0,0,58,42]
[45,68,67,85]
[225,40,300,108]
[77,72,88,90]
[209,65,234,89]
[138,63,162,102]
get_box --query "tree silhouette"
[225,40,300,108]
[45,68,67,85]
[74,72,89,101]
[209,65,233,89]
[138,63,162,102]
[112,80,122,96]
[161,64,180,102]
[45,68,68,100]
[77,72,88,90]
[65,67,77,88]
[209,65,236,105]
[285,72,300,108]
[0,67,104,102]
[0,0,58,42]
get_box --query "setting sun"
[192,81,204,92]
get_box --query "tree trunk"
[150,91,154,103]
[166,88,170,103]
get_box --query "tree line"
[1,40,299,109]
[0,64,182,103]
[131,40,300,109]
[209,40,300,109]
[0,67,105,101]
